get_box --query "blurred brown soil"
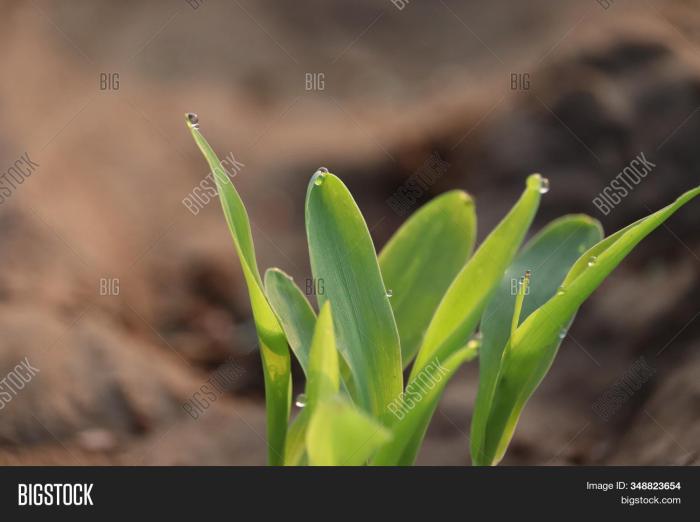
[0,0,698,465]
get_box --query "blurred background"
[0,0,698,465]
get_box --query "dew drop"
[558,330,567,340]
[467,332,482,350]
[539,177,550,194]
[386,289,393,298]
[556,286,567,296]
[587,255,598,267]
[186,112,199,129]
[295,393,307,408]
[313,167,329,186]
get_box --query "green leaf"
[264,268,356,397]
[306,396,392,466]
[305,171,402,421]
[305,302,340,411]
[379,190,476,366]
[284,301,346,466]
[470,215,603,465]
[410,174,543,381]
[481,186,700,465]
[284,409,309,466]
[264,268,316,375]
[371,344,478,466]
[187,116,291,465]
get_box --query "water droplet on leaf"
[186,112,199,129]
[587,256,598,267]
[295,393,307,408]
[313,167,329,186]
[556,286,567,296]
[467,339,480,350]
[539,177,550,194]
[386,289,393,298]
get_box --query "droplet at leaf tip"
[311,167,331,187]
[185,112,200,129]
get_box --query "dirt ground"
[0,0,698,465]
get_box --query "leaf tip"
[184,112,199,130]
[456,190,475,207]
[526,173,548,193]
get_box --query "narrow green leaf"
[284,302,346,466]
[371,344,478,466]
[306,302,340,411]
[379,190,476,366]
[264,268,356,398]
[284,409,309,466]
[264,268,316,375]
[481,186,700,465]
[187,116,291,465]
[470,215,603,465]
[305,171,402,421]
[411,174,543,380]
[306,396,392,466]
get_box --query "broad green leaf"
[470,215,603,465]
[264,268,316,374]
[306,396,392,466]
[410,174,544,381]
[187,116,291,465]
[305,171,402,421]
[371,344,478,466]
[305,302,340,411]
[481,186,700,465]
[379,190,476,366]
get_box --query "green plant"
[186,114,699,466]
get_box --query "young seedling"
[186,114,699,466]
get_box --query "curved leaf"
[481,186,700,465]
[187,117,291,465]
[379,190,476,366]
[470,215,603,465]
[305,171,402,421]
[371,344,478,466]
[265,268,316,374]
[410,174,543,381]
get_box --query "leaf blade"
[371,344,478,466]
[187,117,291,465]
[306,396,391,466]
[411,174,543,380]
[481,186,700,465]
[305,171,402,421]
[264,268,316,375]
[470,215,603,465]
[306,302,340,411]
[379,190,476,366]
